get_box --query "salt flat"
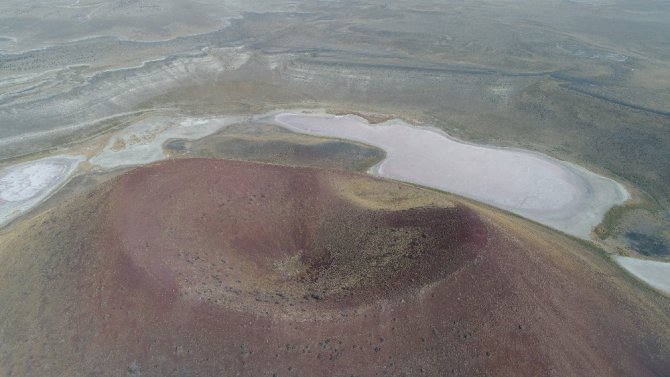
[272,112,630,239]
[614,256,670,295]
[0,155,83,227]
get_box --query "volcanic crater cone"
[1,158,669,376]
[108,158,483,315]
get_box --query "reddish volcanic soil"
[0,158,669,377]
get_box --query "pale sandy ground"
[0,155,84,227]
[614,256,670,295]
[89,115,245,169]
[270,112,629,240]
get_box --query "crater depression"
[110,158,485,314]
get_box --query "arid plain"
[1,0,669,376]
